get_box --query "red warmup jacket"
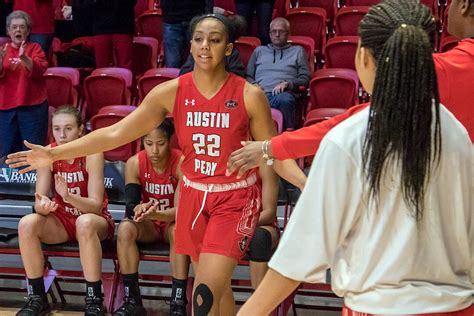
[0,42,48,110]
[14,0,55,34]
[272,40,474,159]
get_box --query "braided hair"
[359,0,441,221]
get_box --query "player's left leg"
[248,225,279,289]
[75,213,111,316]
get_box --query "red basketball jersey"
[138,148,181,227]
[51,145,109,219]
[173,72,252,184]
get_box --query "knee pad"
[247,227,272,262]
[193,283,213,316]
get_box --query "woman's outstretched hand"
[6,140,54,174]
[227,141,266,178]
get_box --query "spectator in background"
[0,0,13,37]
[13,0,55,55]
[179,13,247,77]
[0,10,48,158]
[246,17,310,130]
[71,0,94,38]
[160,0,208,68]
[88,0,136,69]
[236,0,274,45]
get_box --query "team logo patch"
[224,99,238,109]
[185,99,196,106]
[238,236,249,252]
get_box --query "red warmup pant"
[93,34,133,69]
[342,304,474,316]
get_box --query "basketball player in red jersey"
[15,105,114,316]
[113,119,189,316]
[7,14,306,316]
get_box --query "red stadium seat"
[335,6,370,36]
[271,108,284,134]
[135,9,164,64]
[44,67,81,109]
[286,7,327,60]
[90,107,141,161]
[345,0,381,6]
[288,35,315,72]
[84,68,133,119]
[309,68,359,111]
[98,105,137,116]
[234,36,261,68]
[137,68,180,102]
[324,36,359,70]
[131,36,159,78]
[297,0,338,29]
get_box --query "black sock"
[27,276,47,301]
[122,272,142,306]
[171,278,188,302]
[85,280,103,299]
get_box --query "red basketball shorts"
[52,209,115,241]
[175,174,261,262]
[342,304,474,316]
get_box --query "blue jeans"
[266,92,297,130]
[163,22,190,68]
[236,0,274,45]
[29,33,54,55]
[0,101,48,158]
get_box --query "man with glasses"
[246,17,311,130]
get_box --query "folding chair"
[297,0,338,31]
[288,35,316,72]
[90,107,141,162]
[137,67,180,103]
[309,68,359,111]
[335,6,370,36]
[324,36,359,70]
[131,36,159,79]
[84,67,133,119]
[44,67,81,109]
[234,36,261,68]
[286,7,327,61]
[135,9,164,65]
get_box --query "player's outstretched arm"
[237,269,300,316]
[243,83,306,189]
[7,79,178,173]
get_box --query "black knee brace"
[193,283,213,316]
[247,227,273,262]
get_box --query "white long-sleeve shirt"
[269,105,473,314]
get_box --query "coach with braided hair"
[238,0,473,315]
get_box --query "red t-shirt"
[433,39,474,143]
[14,0,55,34]
[0,42,48,110]
[51,148,109,219]
[272,40,474,159]
[137,148,181,228]
[173,72,252,184]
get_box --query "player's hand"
[54,174,69,200]
[272,81,289,96]
[35,193,58,215]
[227,141,265,178]
[0,43,7,59]
[133,201,157,222]
[6,141,54,174]
[19,40,26,57]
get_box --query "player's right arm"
[7,79,179,173]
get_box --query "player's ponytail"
[360,0,442,221]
